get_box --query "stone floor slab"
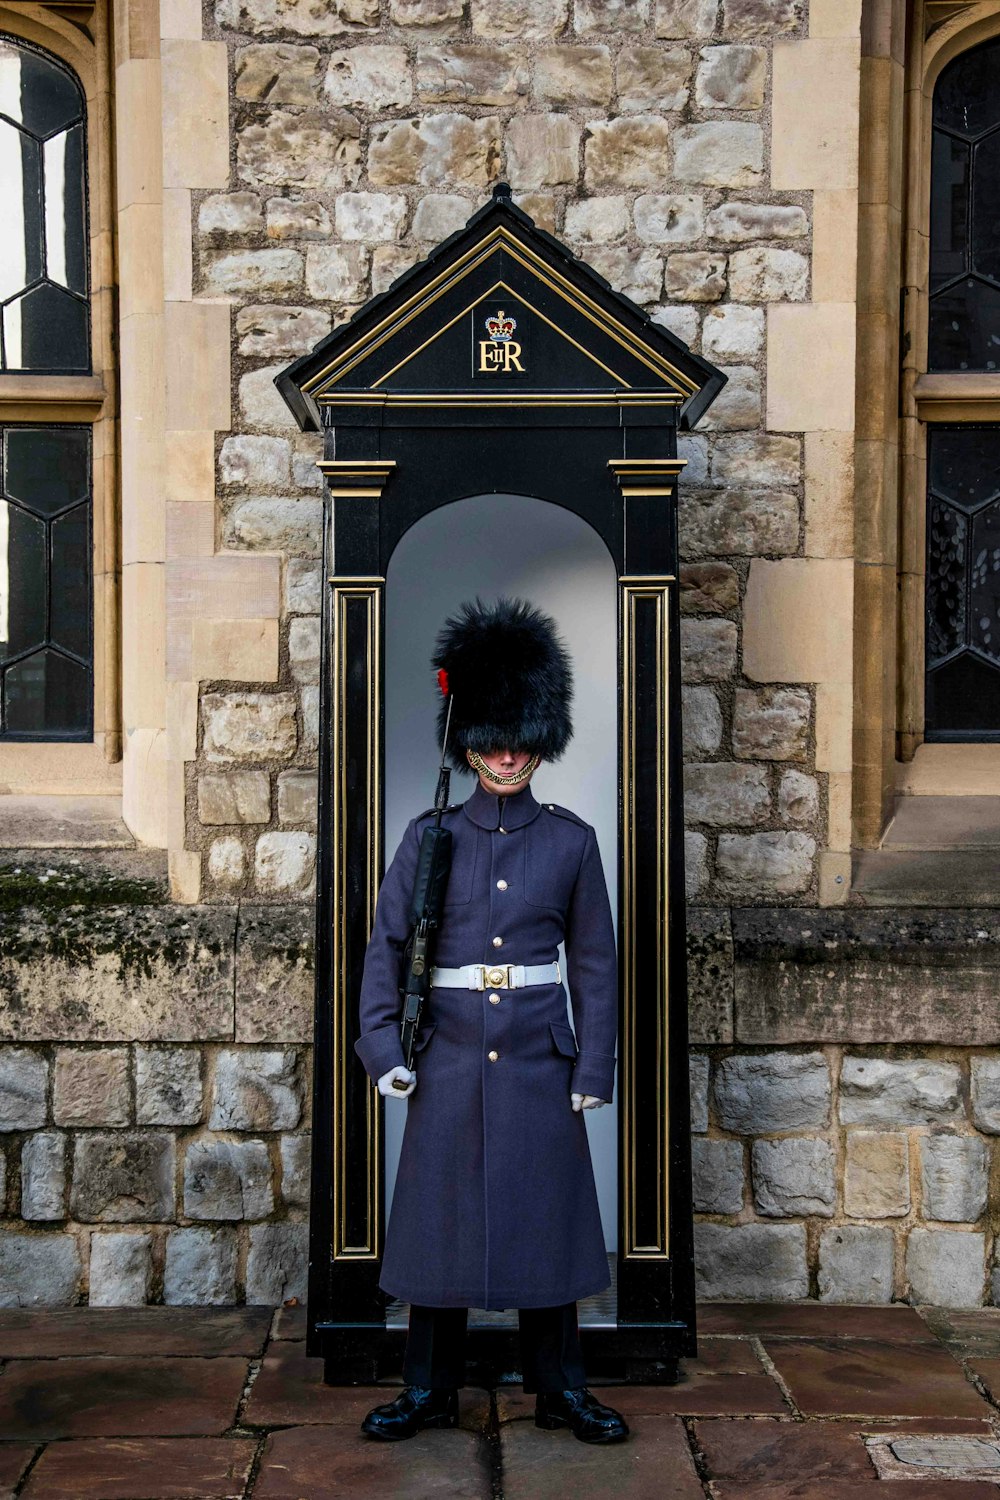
[268,1305,306,1342]
[699,1303,938,1342]
[254,1424,490,1498]
[500,1415,703,1499]
[21,1437,256,1498]
[715,1484,1000,1499]
[922,1308,1000,1359]
[245,1345,489,1433]
[0,1358,250,1440]
[765,1339,991,1419]
[0,1308,271,1359]
[0,1444,36,1499]
[695,1418,876,1483]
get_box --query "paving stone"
[683,685,723,755]
[88,1232,152,1307]
[844,1131,910,1218]
[0,1445,34,1497]
[0,1231,80,1308]
[907,1227,986,1307]
[0,1356,250,1439]
[183,1139,274,1222]
[584,115,673,191]
[21,1132,67,1220]
[753,1137,835,1218]
[674,122,763,187]
[692,1137,744,1213]
[717,831,816,896]
[714,1052,830,1133]
[921,1306,1000,1359]
[920,1134,989,1222]
[694,1222,808,1300]
[246,1222,308,1304]
[733,687,810,761]
[591,1346,785,1416]
[247,1346,486,1430]
[255,1423,490,1498]
[501,1413,703,1497]
[0,1306,271,1358]
[71,1134,175,1223]
[764,1338,990,1419]
[720,1483,1000,1499]
[685,762,770,827]
[697,1303,938,1341]
[235,43,320,103]
[696,1417,876,1484]
[0,1049,48,1130]
[818,1225,894,1304]
[618,45,690,111]
[680,489,799,557]
[967,1359,1000,1408]
[20,1437,256,1499]
[202,693,299,764]
[840,1057,962,1126]
[270,1302,308,1340]
[164,1228,238,1306]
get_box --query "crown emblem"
[485,309,516,342]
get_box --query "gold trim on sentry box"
[620,580,671,1260]
[319,461,396,499]
[302,225,700,398]
[331,581,384,1261]
[372,279,632,391]
[317,392,685,408]
[609,458,687,498]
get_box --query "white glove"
[572,1093,608,1112]
[378,1065,416,1098]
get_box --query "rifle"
[393,694,454,1087]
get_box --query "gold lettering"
[478,340,504,372]
[478,340,526,374]
[503,341,524,372]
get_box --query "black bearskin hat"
[432,597,574,773]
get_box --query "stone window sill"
[852,766,1000,906]
[0,795,132,850]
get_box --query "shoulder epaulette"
[541,803,589,828]
[416,803,462,821]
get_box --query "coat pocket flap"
[548,1020,578,1058]
[412,1022,437,1052]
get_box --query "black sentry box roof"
[276,183,726,432]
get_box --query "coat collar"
[463,780,542,831]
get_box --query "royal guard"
[355,598,628,1445]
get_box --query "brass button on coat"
[488,1050,499,1062]
[489,993,501,1004]
[492,936,503,948]
[497,879,508,891]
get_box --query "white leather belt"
[430,961,561,991]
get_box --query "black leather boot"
[360,1385,460,1440]
[535,1387,629,1443]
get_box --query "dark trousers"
[402,1302,587,1394]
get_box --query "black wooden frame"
[278,186,725,1385]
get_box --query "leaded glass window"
[925,424,1000,739]
[0,425,92,738]
[0,35,89,373]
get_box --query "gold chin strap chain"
[468,751,540,787]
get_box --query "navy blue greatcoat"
[354,781,617,1310]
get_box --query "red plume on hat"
[431,597,573,774]
[437,668,449,697]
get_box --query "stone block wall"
[186,0,856,910]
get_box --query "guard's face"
[469,747,538,791]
